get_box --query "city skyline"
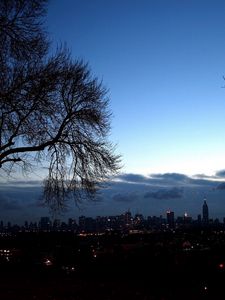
[2,169,225,223]
[0,199,218,228]
[2,169,225,224]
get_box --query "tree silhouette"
[0,0,120,210]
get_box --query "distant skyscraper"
[197,214,201,225]
[166,210,175,228]
[40,217,51,230]
[202,199,209,224]
[124,210,132,226]
[183,212,192,224]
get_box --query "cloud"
[0,180,42,188]
[0,195,22,210]
[0,171,224,223]
[112,192,138,202]
[150,173,189,182]
[114,172,193,188]
[144,187,184,200]
[193,170,225,183]
[215,170,225,178]
[193,174,217,179]
[217,182,225,190]
[115,173,148,183]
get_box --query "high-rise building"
[166,210,175,228]
[134,213,144,226]
[202,199,209,224]
[39,217,51,230]
[197,214,201,225]
[53,219,61,230]
[79,216,86,231]
[68,218,77,230]
[124,210,132,226]
[183,212,192,224]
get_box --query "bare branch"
[0,157,22,166]
[0,0,121,211]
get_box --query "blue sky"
[2,0,225,223]
[47,0,225,176]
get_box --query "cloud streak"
[0,195,22,210]
[112,192,138,203]
[114,172,219,188]
[150,173,189,182]
[215,170,225,178]
[216,182,225,190]
[144,187,184,200]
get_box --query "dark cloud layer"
[217,182,225,190]
[117,172,190,185]
[144,187,184,200]
[0,180,42,187]
[1,171,225,223]
[216,170,225,178]
[115,172,219,188]
[0,197,22,210]
[112,192,138,203]
[116,173,148,183]
[150,173,189,182]
[193,174,217,179]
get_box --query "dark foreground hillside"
[0,230,225,299]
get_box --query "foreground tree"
[0,0,120,210]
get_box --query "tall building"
[68,218,77,231]
[202,199,209,224]
[124,210,132,226]
[166,210,175,228]
[39,217,51,230]
[79,216,86,231]
[53,219,61,230]
[197,214,201,225]
[134,213,144,226]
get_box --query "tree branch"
[0,110,72,164]
[0,157,22,167]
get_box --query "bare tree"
[0,0,121,210]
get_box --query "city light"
[44,258,53,266]
[219,263,224,269]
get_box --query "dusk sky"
[2,0,225,223]
[47,0,225,176]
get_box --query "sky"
[2,0,225,223]
[47,0,225,176]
